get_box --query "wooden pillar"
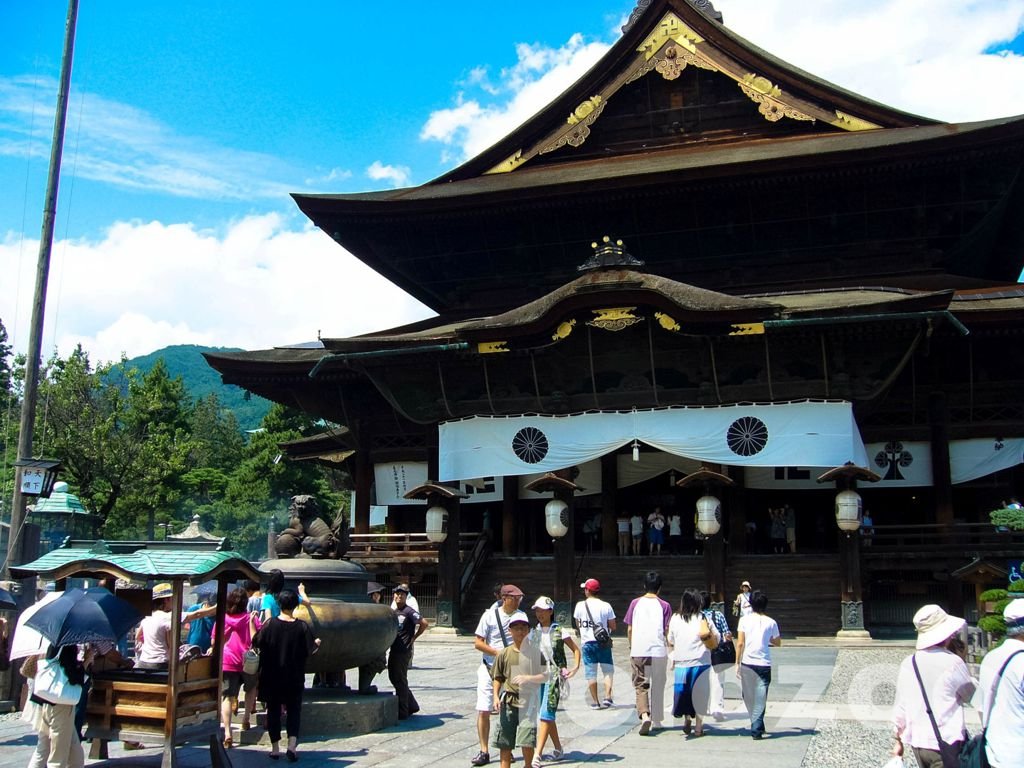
[436,496,461,629]
[502,476,517,555]
[553,487,576,627]
[162,580,184,768]
[354,427,372,535]
[928,392,954,528]
[837,528,868,637]
[601,453,618,555]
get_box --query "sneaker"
[590,703,602,710]
[712,712,725,722]
[601,698,613,708]
[639,716,652,736]
[551,748,563,760]
[531,758,542,768]
[471,751,491,766]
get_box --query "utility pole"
[5,0,79,577]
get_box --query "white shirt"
[667,613,710,666]
[573,597,615,644]
[630,515,643,535]
[390,594,420,613]
[624,595,670,658]
[136,610,189,666]
[668,515,682,536]
[737,613,780,667]
[735,591,753,617]
[973,639,1024,767]
[474,606,519,665]
[616,517,630,533]
[892,648,975,752]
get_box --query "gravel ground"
[801,648,915,768]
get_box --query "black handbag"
[711,639,736,666]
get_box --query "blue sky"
[2,1,1024,362]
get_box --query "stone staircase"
[462,553,841,636]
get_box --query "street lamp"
[156,522,175,540]
[15,458,62,499]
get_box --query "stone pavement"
[0,638,920,768]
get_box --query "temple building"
[206,0,1024,636]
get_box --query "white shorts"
[477,662,495,712]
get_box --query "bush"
[980,588,1008,602]
[990,506,1024,530]
[979,615,1006,634]
[1010,579,1024,594]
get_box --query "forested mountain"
[123,345,270,431]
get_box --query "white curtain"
[439,401,867,482]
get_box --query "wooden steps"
[462,553,841,636]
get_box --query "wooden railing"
[460,533,491,610]
[865,523,1024,554]
[346,532,479,561]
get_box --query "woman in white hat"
[530,595,580,767]
[891,604,976,767]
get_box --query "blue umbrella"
[24,587,143,647]
[0,588,17,610]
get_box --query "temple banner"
[743,437,1024,489]
[439,401,867,481]
[373,462,502,505]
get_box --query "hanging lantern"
[544,498,569,538]
[425,505,448,543]
[632,440,640,462]
[835,490,862,532]
[696,495,721,536]
[668,470,677,488]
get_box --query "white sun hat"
[913,604,966,650]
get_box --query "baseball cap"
[741,580,751,588]
[500,584,524,597]
[393,584,411,593]
[1003,598,1024,629]
[532,596,555,610]
[580,578,601,592]
[507,611,531,626]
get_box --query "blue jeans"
[740,663,771,736]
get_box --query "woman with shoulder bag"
[218,587,262,748]
[667,589,715,737]
[891,605,975,768]
[28,644,87,768]
[701,591,734,721]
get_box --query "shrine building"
[206,0,1024,636]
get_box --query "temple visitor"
[530,595,580,765]
[260,569,311,622]
[218,586,260,748]
[616,515,630,556]
[389,584,428,720]
[646,507,666,556]
[973,598,1024,767]
[668,588,714,738]
[732,581,753,619]
[624,571,671,735]
[135,583,215,670]
[471,583,525,767]
[490,611,544,768]
[26,644,88,768]
[630,513,644,555]
[891,604,975,767]
[667,511,683,555]
[573,578,616,709]
[256,589,321,762]
[701,590,733,721]
[735,590,780,740]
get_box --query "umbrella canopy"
[10,591,62,660]
[0,588,17,610]
[25,587,142,648]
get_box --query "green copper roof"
[30,489,92,516]
[11,540,260,583]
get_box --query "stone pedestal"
[236,692,397,742]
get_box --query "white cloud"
[420,34,610,162]
[0,215,435,363]
[0,75,304,200]
[704,0,1024,123]
[304,167,353,186]
[366,161,411,188]
[421,1,1024,164]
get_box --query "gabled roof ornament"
[578,236,645,273]
[623,0,723,34]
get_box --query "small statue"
[274,495,350,559]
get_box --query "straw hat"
[152,582,174,600]
[913,604,965,649]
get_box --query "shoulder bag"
[699,616,719,650]
[958,649,1024,768]
[707,610,735,664]
[585,602,612,649]
[33,657,83,706]
[910,654,966,768]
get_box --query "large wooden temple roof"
[291,0,1024,316]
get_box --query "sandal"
[223,737,233,749]
[531,758,542,768]
[241,719,251,731]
